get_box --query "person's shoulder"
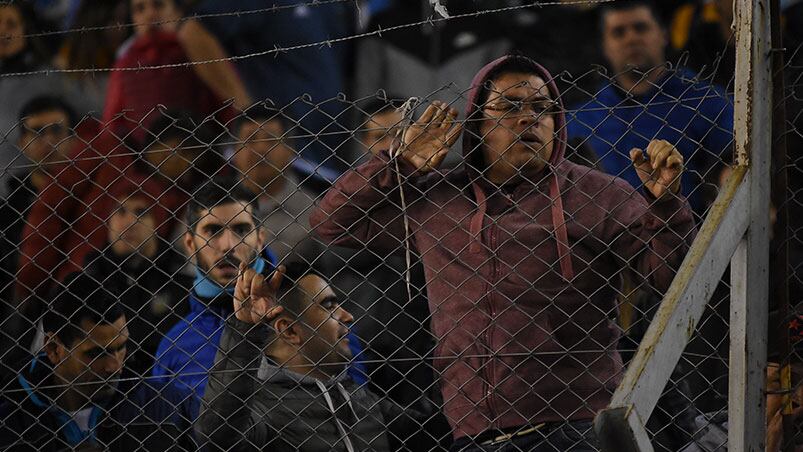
[668,67,730,97]
[567,83,617,119]
[155,308,196,353]
[559,161,639,201]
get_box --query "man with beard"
[196,262,437,451]
[567,0,733,215]
[0,272,198,451]
[152,177,275,396]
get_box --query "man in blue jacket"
[152,177,277,396]
[0,272,198,451]
[567,0,734,215]
[153,177,366,397]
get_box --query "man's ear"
[182,230,196,256]
[273,316,301,346]
[256,227,266,251]
[43,333,66,366]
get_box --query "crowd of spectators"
[0,0,801,450]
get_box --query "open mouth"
[216,255,242,274]
[519,132,542,146]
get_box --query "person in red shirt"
[103,0,251,140]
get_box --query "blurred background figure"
[53,0,130,113]
[356,95,404,157]
[82,175,191,379]
[0,2,86,198]
[231,103,324,265]
[103,0,251,141]
[193,0,357,190]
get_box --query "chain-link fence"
[0,0,796,450]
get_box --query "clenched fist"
[630,139,684,202]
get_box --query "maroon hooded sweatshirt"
[310,56,696,439]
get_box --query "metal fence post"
[729,0,773,450]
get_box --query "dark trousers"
[450,420,598,452]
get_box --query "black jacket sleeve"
[195,317,271,451]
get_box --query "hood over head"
[461,54,567,176]
[461,55,575,281]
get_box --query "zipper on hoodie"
[483,220,500,428]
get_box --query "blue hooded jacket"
[152,250,368,397]
[566,67,734,213]
[0,353,198,451]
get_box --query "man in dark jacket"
[0,272,198,451]
[1,96,76,364]
[82,175,192,379]
[311,54,697,450]
[196,261,438,451]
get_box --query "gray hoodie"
[196,317,429,451]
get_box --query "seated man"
[196,262,438,451]
[232,103,323,264]
[0,272,198,451]
[83,176,192,378]
[152,176,275,396]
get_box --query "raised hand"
[233,264,285,324]
[399,100,463,173]
[630,139,684,201]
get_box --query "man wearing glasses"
[1,96,77,353]
[312,55,696,451]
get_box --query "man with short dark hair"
[1,96,77,290]
[152,176,275,396]
[567,0,734,214]
[197,262,436,451]
[0,272,198,451]
[0,96,77,372]
[312,54,696,450]
[231,103,323,264]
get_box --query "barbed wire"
[0,0,618,78]
[10,0,356,41]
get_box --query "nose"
[218,228,239,253]
[102,352,124,375]
[517,110,539,127]
[336,306,354,325]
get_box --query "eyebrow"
[202,219,254,230]
[85,340,127,355]
[489,93,554,103]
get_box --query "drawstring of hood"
[389,97,422,305]
[315,379,356,452]
[462,55,575,281]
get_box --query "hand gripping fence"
[0,0,799,451]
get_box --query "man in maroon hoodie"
[311,55,696,450]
